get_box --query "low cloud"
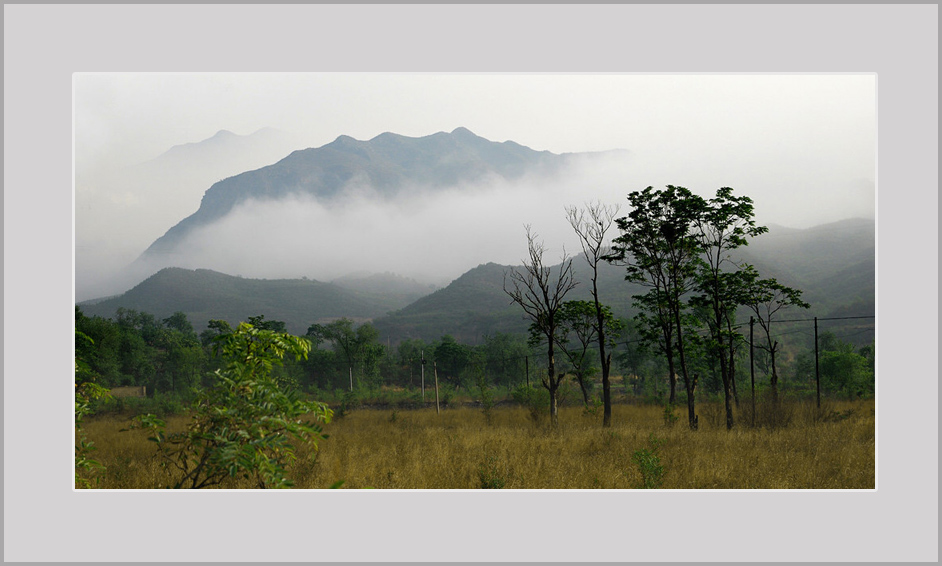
[79,148,875,301]
[134,154,638,286]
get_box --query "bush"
[511,384,550,422]
[631,435,665,489]
[132,323,333,489]
[478,455,507,489]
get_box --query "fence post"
[814,317,821,409]
[434,361,440,415]
[421,350,425,403]
[750,316,755,427]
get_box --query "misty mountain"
[374,218,875,344]
[138,127,622,262]
[75,127,305,301]
[77,268,431,336]
[80,218,873,344]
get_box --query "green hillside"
[77,268,424,335]
[78,219,875,347]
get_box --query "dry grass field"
[80,398,874,489]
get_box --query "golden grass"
[80,399,874,489]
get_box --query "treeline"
[76,302,872,416]
[504,186,876,430]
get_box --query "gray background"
[3,3,937,563]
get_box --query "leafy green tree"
[556,300,623,408]
[566,201,621,426]
[163,311,196,336]
[607,186,703,429]
[481,333,529,387]
[434,335,473,388]
[75,330,110,487]
[818,333,874,397]
[738,266,810,401]
[691,186,768,430]
[504,225,578,426]
[247,314,287,333]
[133,322,332,488]
[307,318,382,390]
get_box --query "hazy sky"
[74,73,876,299]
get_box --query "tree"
[556,300,623,408]
[481,333,529,387]
[691,186,768,430]
[566,201,621,426]
[75,330,110,487]
[247,314,287,333]
[133,322,332,488]
[434,335,473,389]
[307,318,382,390]
[607,186,703,429]
[504,225,578,426]
[739,266,810,402]
[818,332,874,397]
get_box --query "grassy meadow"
[80,397,874,489]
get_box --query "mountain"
[77,268,431,336]
[373,219,876,345]
[79,218,874,345]
[75,127,305,302]
[138,127,614,260]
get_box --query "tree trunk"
[602,353,613,427]
[577,375,590,408]
[671,300,696,430]
[666,349,677,405]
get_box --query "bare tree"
[565,201,621,427]
[504,225,578,426]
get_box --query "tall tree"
[738,266,810,402]
[691,186,768,430]
[504,226,578,426]
[607,186,704,429]
[566,201,621,427]
[556,300,623,408]
[307,318,382,390]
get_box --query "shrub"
[478,455,506,489]
[631,434,665,489]
[132,323,333,489]
[662,402,679,428]
[511,384,550,423]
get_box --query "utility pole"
[750,316,755,427]
[421,350,426,403]
[349,366,353,392]
[434,361,440,415]
[814,317,821,409]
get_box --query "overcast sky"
[74,73,876,299]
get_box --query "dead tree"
[504,225,578,427]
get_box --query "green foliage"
[475,368,494,425]
[511,384,549,422]
[478,454,507,489]
[631,435,665,489]
[132,322,333,488]
[75,330,110,488]
[662,402,679,428]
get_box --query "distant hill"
[138,127,607,262]
[77,268,430,335]
[79,220,874,347]
[373,218,875,345]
